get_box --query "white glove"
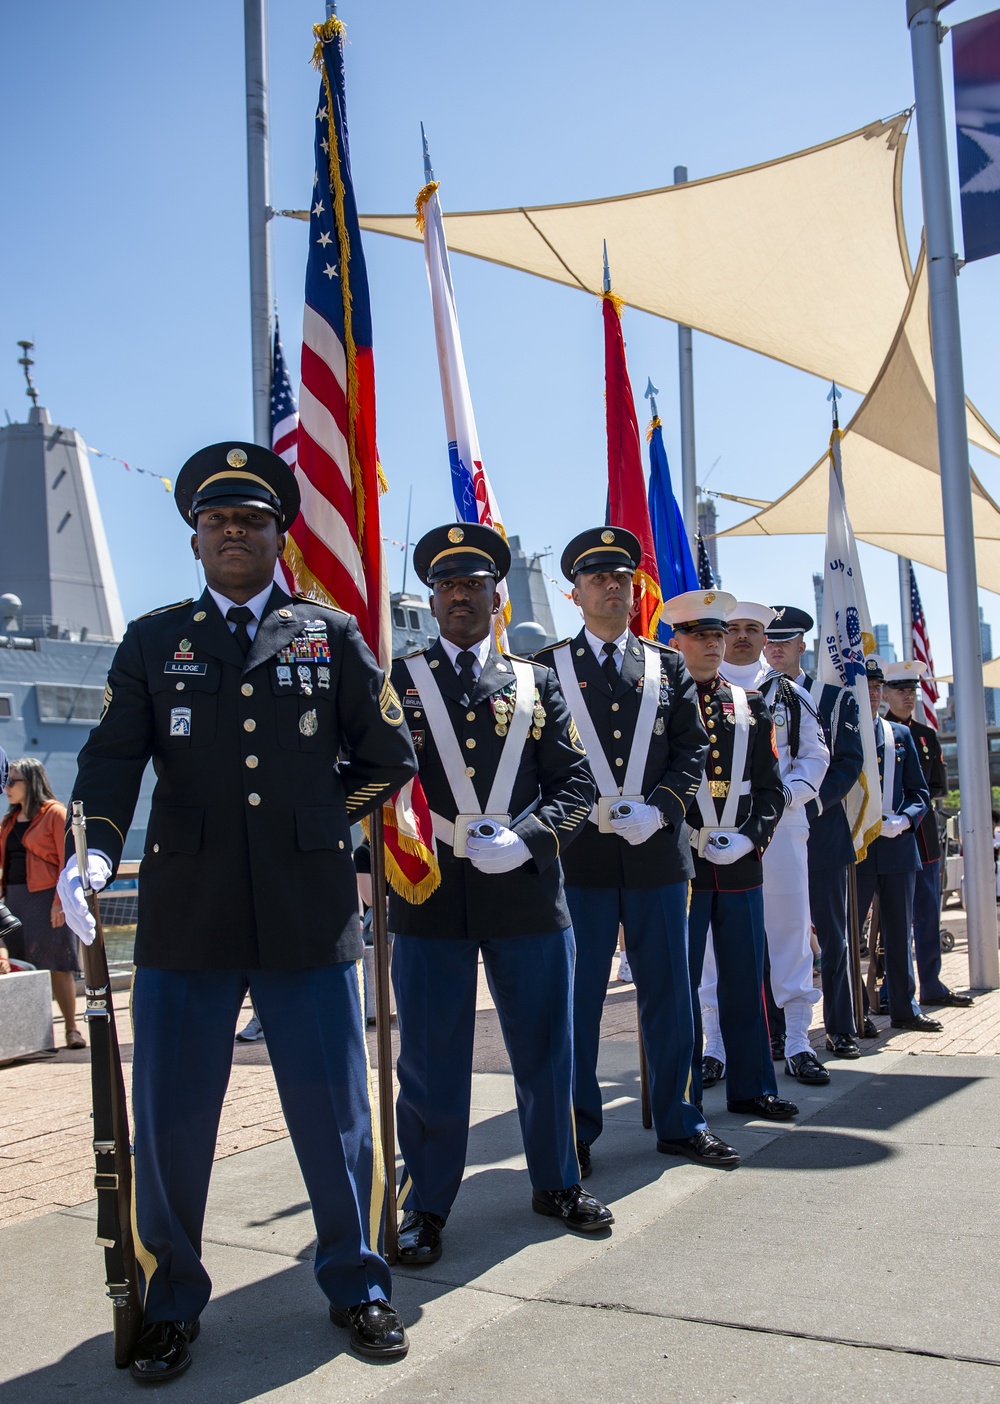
[880,815,910,840]
[465,825,531,874]
[703,831,754,866]
[609,801,664,846]
[57,853,112,945]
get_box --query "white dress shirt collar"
[437,632,493,679]
[583,626,630,665]
[208,583,275,640]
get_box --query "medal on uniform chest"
[299,708,318,737]
[489,684,516,736]
[532,690,546,741]
[296,664,313,695]
[174,637,194,661]
[654,717,665,736]
[317,666,331,690]
[276,664,292,686]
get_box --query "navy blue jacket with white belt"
[801,675,864,872]
[857,718,929,876]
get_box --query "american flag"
[910,562,940,730]
[271,320,298,466]
[283,17,389,666]
[696,532,716,590]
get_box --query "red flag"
[603,292,663,640]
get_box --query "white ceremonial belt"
[430,800,537,852]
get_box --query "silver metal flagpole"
[899,556,914,659]
[674,166,698,553]
[907,0,998,990]
[244,0,274,447]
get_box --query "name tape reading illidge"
[164,661,208,676]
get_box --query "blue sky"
[3,1,1000,668]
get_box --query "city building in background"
[873,622,897,663]
[980,607,999,726]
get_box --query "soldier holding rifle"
[58,443,417,1379]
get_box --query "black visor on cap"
[560,526,642,582]
[671,617,729,634]
[412,522,511,587]
[175,442,300,529]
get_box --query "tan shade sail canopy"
[939,656,1000,685]
[358,116,912,394]
[721,247,1000,590]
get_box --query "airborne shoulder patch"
[380,676,404,726]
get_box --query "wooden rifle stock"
[71,802,143,1368]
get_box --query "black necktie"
[601,640,620,691]
[226,605,255,658]
[456,650,477,705]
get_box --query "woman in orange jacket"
[0,757,83,1048]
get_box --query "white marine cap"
[883,659,928,685]
[662,588,737,632]
[729,601,777,630]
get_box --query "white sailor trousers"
[761,817,821,1055]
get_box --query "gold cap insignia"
[704,591,716,605]
[227,448,248,468]
[448,526,465,544]
[601,530,615,544]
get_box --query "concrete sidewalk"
[3,1029,999,1401]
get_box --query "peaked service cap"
[175,442,300,530]
[560,526,642,582]
[412,522,511,586]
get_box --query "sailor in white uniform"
[700,602,830,1088]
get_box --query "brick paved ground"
[1,907,993,1230]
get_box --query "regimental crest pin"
[299,708,318,737]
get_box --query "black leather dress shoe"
[890,1013,944,1032]
[532,1183,614,1232]
[785,1050,831,1085]
[576,1139,592,1179]
[770,1036,785,1061]
[727,1094,799,1120]
[397,1209,444,1265]
[923,990,974,1008]
[657,1129,740,1167]
[129,1319,199,1383]
[825,1033,861,1059]
[861,1016,879,1039]
[329,1300,408,1360]
[701,1056,725,1087]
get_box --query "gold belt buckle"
[708,780,730,799]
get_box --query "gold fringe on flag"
[362,806,442,904]
[633,565,664,640]
[312,18,368,544]
[646,414,662,443]
[415,180,440,232]
[601,288,627,319]
[282,532,339,609]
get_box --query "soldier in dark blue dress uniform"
[535,528,740,1172]
[856,656,940,1032]
[665,590,798,1121]
[58,444,418,1377]
[883,661,973,1009]
[388,523,613,1268]
[762,606,864,1058]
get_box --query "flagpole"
[243,0,274,446]
[899,557,914,659]
[907,0,998,990]
[674,166,698,554]
[370,807,398,1263]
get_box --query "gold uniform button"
[466,711,476,722]
[465,738,476,749]
[465,766,475,777]
[244,719,256,732]
[175,682,185,691]
[152,843,160,853]
[246,755,258,768]
[712,749,720,758]
[611,703,620,712]
[613,729,622,739]
[338,840,345,850]
[248,792,261,806]
[714,766,723,776]
[615,757,624,767]
[193,611,207,622]
[241,683,254,697]
[709,733,717,741]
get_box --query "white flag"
[818,429,882,858]
[418,180,511,648]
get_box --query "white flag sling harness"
[407,653,535,857]
[689,683,751,857]
[879,716,897,817]
[552,641,659,831]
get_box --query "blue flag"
[953,8,1000,263]
[647,418,698,641]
